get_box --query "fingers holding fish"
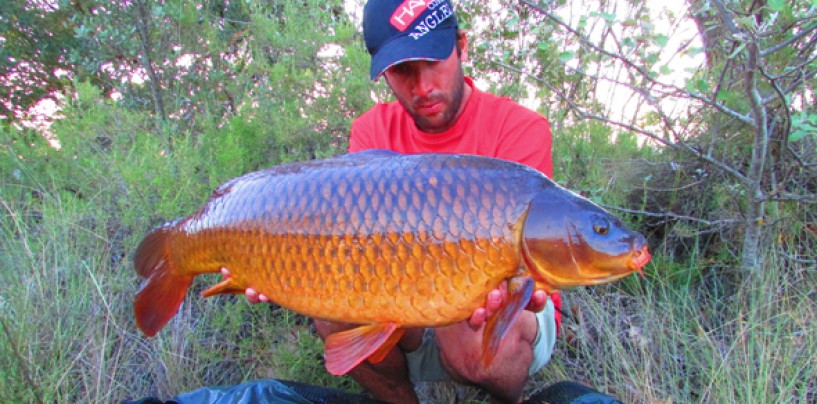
[246,287,270,304]
[526,289,547,313]
[220,267,270,304]
[467,282,547,330]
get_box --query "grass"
[0,190,356,402]
[1,134,815,403]
[536,255,816,403]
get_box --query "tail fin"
[133,225,193,337]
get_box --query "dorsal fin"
[347,149,401,158]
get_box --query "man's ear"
[457,31,469,62]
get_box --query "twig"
[599,204,739,227]
[781,255,817,265]
[710,0,744,38]
[760,193,817,203]
[761,21,817,57]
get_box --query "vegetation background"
[1,0,815,402]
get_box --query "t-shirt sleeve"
[496,109,553,178]
[348,118,369,153]
[349,106,382,153]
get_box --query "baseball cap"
[363,0,459,80]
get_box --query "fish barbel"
[133,150,651,375]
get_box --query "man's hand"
[220,268,270,303]
[466,280,548,329]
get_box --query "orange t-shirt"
[349,77,553,177]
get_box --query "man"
[234,1,562,402]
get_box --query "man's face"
[383,45,468,134]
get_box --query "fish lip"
[629,245,652,275]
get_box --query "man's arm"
[348,112,377,153]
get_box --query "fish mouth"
[628,245,652,276]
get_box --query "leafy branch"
[516,0,817,270]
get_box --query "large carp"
[133,150,651,375]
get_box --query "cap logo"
[390,0,431,31]
[389,0,454,40]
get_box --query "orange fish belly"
[175,230,517,326]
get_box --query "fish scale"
[133,150,651,375]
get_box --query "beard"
[399,66,466,134]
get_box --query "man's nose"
[412,64,435,98]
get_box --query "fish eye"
[592,217,610,235]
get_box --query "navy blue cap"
[363,0,459,80]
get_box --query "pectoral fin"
[201,277,245,297]
[324,322,400,376]
[481,276,534,366]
